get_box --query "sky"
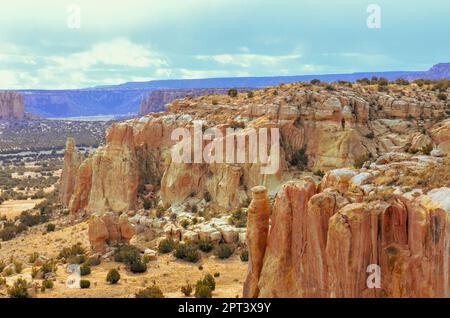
[0,0,449,89]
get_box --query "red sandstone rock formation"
[59,138,81,207]
[245,156,450,298]
[66,84,449,216]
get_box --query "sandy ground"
[0,220,247,298]
[0,199,45,220]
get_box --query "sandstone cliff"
[62,83,449,215]
[244,153,450,298]
[0,91,27,120]
[59,138,82,207]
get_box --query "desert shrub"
[229,209,247,228]
[247,91,254,98]
[7,278,29,298]
[365,132,375,139]
[181,282,193,297]
[46,223,56,232]
[106,268,121,284]
[198,238,214,253]
[240,249,249,262]
[135,285,165,298]
[19,211,42,227]
[195,281,212,298]
[31,266,40,278]
[212,99,219,106]
[378,78,389,86]
[129,259,147,273]
[0,227,16,241]
[41,279,54,291]
[357,78,370,85]
[174,243,200,263]
[215,243,235,259]
[80,280,90,289]
[14,261,23,273]
[290,147,308,169]
[58,243,86,261]
[114,244,141,265]
[228,88,238,98]
[80,264,91,276]
[214,272,220,278]
[180,219,190,229]
[202,274,216,291]
[0,259,5,272]
[41,259,57,274]
[67,254,86,265]
[28,252,40,264]
[158,238,175,254]
[310,79,321,85]
[86,256,101,266]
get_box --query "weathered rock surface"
[88,212,136,253]
[246,155,450,298]
[59,138,81,207]
[0,91,28,120]
[66,84,449,216]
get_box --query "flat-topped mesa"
[59,138,82,207]
[0,91,27,120]
[246,155,450,298]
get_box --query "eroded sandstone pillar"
[243,186,270,298]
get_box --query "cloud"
[49,38,168,70]
[195,52,302,68]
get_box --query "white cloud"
[49,38,168,70]
[195,52,302,68]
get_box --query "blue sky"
[0,0,449,89]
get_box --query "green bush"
[114,245,141,265]
[41,279,54,291]
[228,88,238,98]
[158,238,176,254]
[174,243,200,263]
[129,259,147,273]
[58,243,86,261]
[41,260,57,274]
[106,268,121,284]
[80,264,91,276]
[0,227,16,241]
[240,249,249,262]
[7,278,29,298]
[80,280,90,289]
[202,274,216,291]
[214,272,220,278]
[135,285,165,298]
[215,243,235,259]
[229,209,248,228]
[86,256,101,266]
[181,283,193,297]
[290,147,308,169]
[28,252,40,264]
[195,281,212,298]
[0,259,6,272]
[46,223,56,232]
[198,238,214,253]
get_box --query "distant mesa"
[139,88,251,116]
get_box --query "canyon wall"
[244,154,450,298]
[62,84,449,215]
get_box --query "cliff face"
[0,91,27,120]
[62,83,449,215]
[245,154,450,298]
[139,88,247,115]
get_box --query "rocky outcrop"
[67,84,449,215]
[88,212,136,253]
[59,138,82,207]
[139,89,239,115]
[246,155,450,298]
[0,91,27,120]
